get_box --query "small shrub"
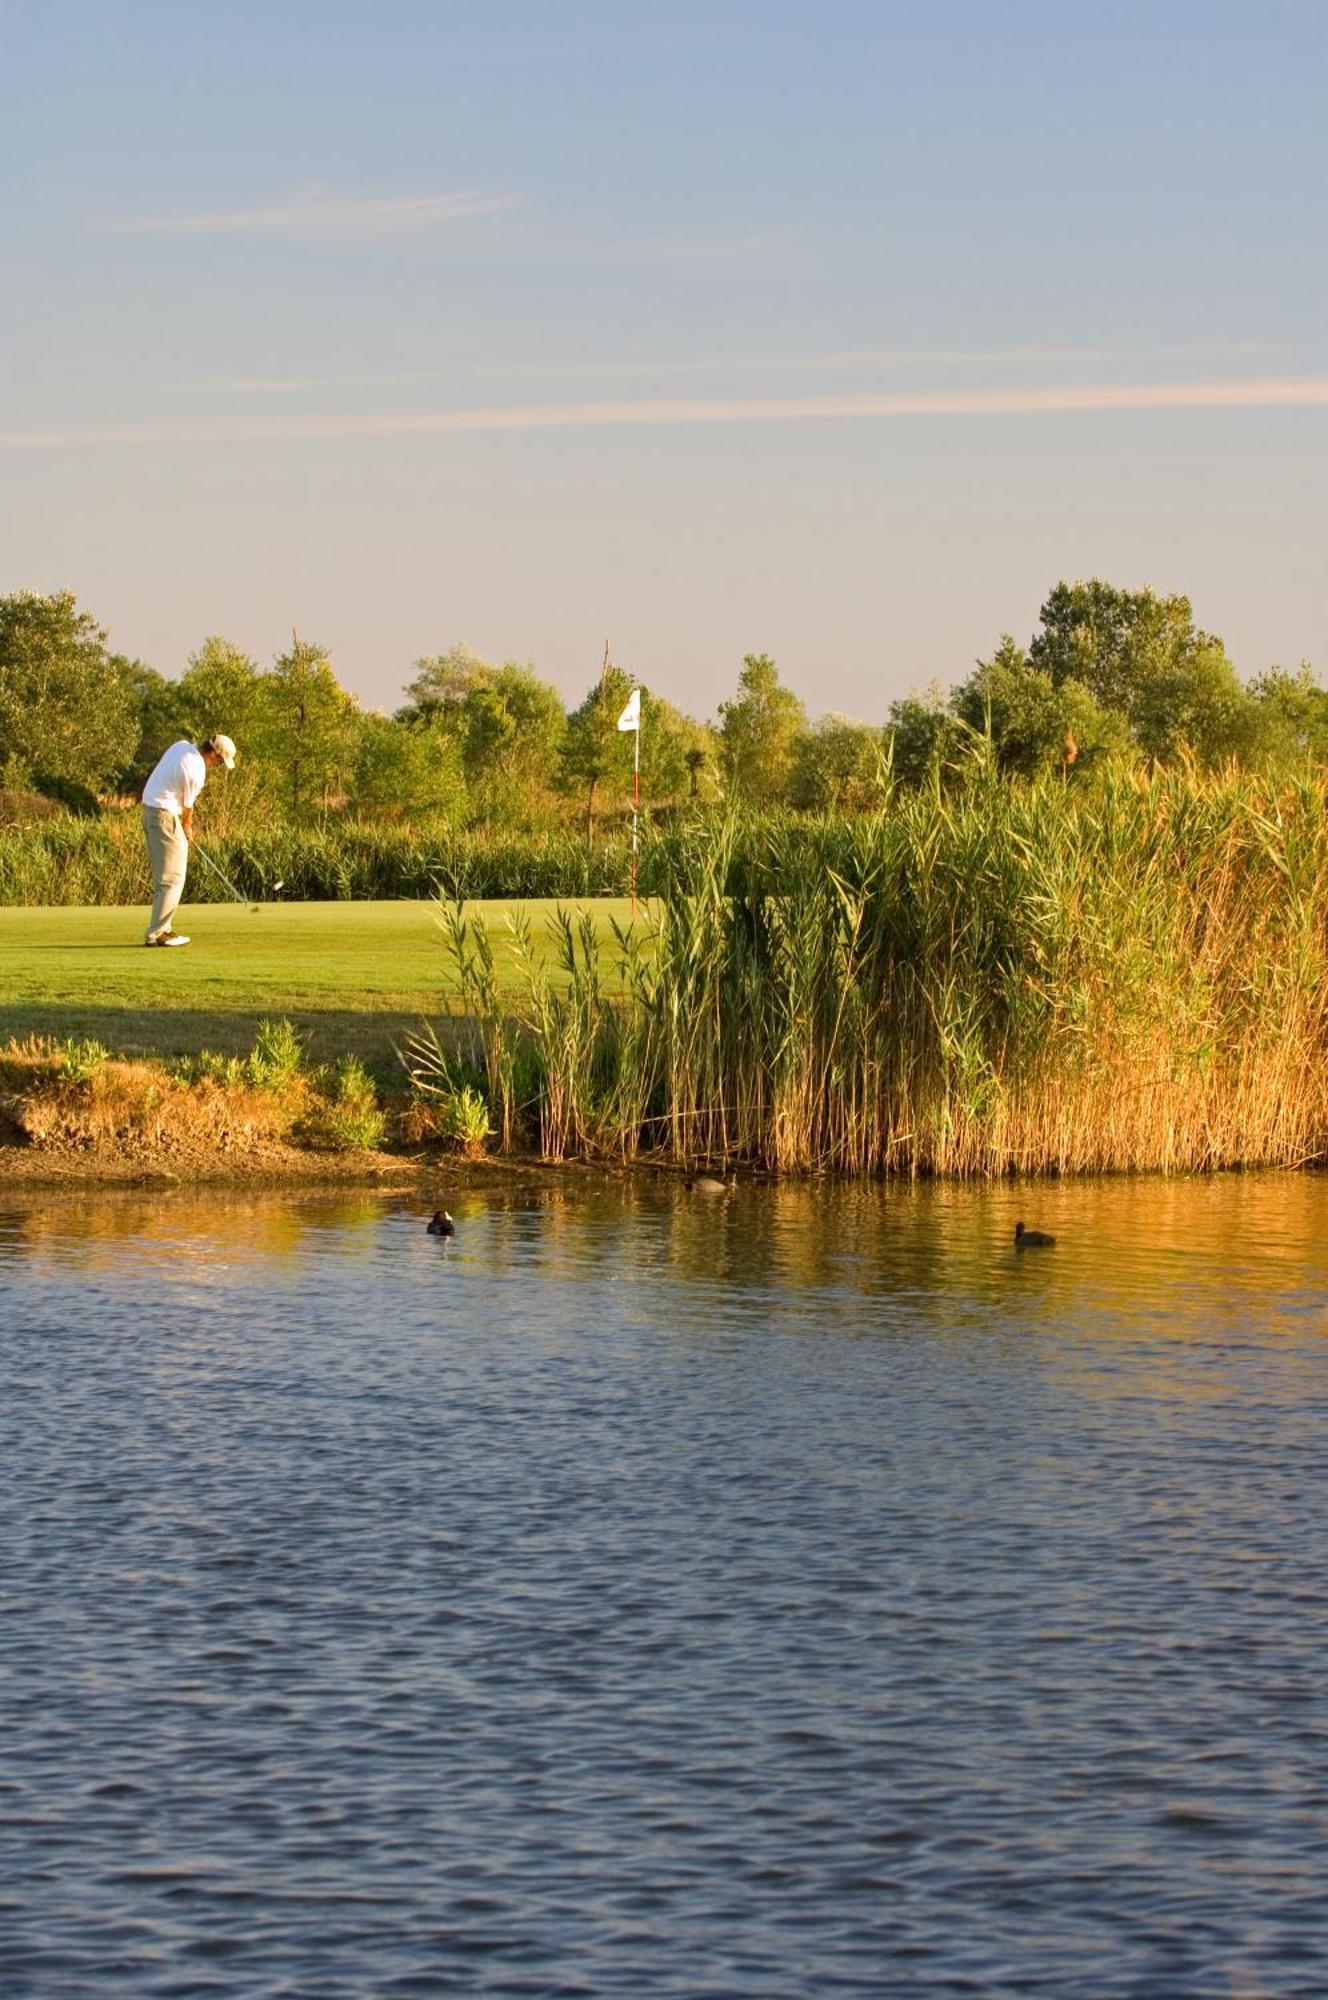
[173,1049,247,1087]
[297,1055,385,1152]
[444,1084,492,1153]
[247,1018,306,1090]
[403,1083,492,1154]
[401,1025,493,1153]
[57,1037,109,1085]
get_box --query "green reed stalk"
[0,814,647,905]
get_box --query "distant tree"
[260,637,361,819]
[789,717,889,811]
[354,713,466,818]
[176,637,266,746]
[560,665,638,846]
[1245,662,1328,765]
[115,660,183,791]
[884,685,969,789]
[397,644,496,724]
[557,671,705,838]
[459,663,566,829]
[1029,580,1250,764]
[718,653,806,803]
[952,637,1130,779]
[170,638,272,827]
[0,590,137,797]
[635,697,717,808]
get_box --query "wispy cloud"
[163,342,1267,397]
[792,342,1266,372]
[5,378,1325,449]
[103,191,793,262]
[106,184,518,237]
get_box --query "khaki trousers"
[142,805,189,942]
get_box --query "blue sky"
[2,0,1324,718]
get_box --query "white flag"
[616,686,641,732]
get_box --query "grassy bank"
[0,1017,391,1171]
[0,899,634,1066]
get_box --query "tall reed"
[424,765,1328,1175]
[0,814,643,904]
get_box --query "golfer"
[141,733,236,946]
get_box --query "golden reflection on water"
[3,1168,1328,1344]
[0,1188,394,1273]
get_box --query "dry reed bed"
[424,766,1328,1175]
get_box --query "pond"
[2,1172,1327,1996]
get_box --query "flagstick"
[631,716,640,917]
[614,681,642,915]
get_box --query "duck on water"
[1014,1221,1055,1248]
[427,1210,455,1237]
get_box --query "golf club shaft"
[192,841,250,905]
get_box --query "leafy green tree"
[952,637,1130,778]
[177,637,266,744]
[459,663,566,829]
[1245,663,1328,766]
[636,697,717,808]
[1029,580,1250,764]
[259,637,361,819]
[560,666,639,846]
[718,653,807,803]
[790,717,889,811]
[397,644,495,723]
[558,671,704,838]
[884,685,969,790]
[0,590,137,796]
[115,660,183,791]
[172,638,272,826]
[355,713,467,818]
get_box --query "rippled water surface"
[3,1173,1328,1996]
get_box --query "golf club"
[192,841,280,913]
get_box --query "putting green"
[0,899,637,1068]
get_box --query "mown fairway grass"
[0,900,635,1072]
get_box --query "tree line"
[1,583,1324,838]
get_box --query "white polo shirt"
[143,741,208,815]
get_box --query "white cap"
[207,733,237,768]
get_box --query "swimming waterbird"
[1014,1221,1055,1248]
[427,1210,456,1237]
